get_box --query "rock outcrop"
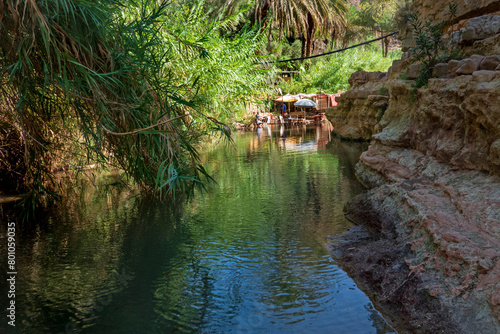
[326,71,388,140]
[329,10,500,334]
[415,0,500,28]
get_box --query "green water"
[1,124,396,333]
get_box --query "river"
[0,124,396,333]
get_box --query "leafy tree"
[408,2,460,88]
[345,0,398,56]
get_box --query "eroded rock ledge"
[331,145,500,333]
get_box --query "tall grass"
[282,46,401,94]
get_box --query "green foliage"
[348,0,398,32]
[223,0,348,58]
[344,0,399,57]
[394,0,413,32]
[410,17,445,66]
[0,0,272,219]
[408,2,460,88]
[281,47,401,94]
[378,86,389,95]
[377,107,386,122]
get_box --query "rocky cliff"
[329,7,500,334]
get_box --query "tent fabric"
[274,94,299,102]
[294,99,317,108]
[330,95,337,107]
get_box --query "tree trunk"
[305,36,313,58]
[267,19,273,52]
[300,37,306,59]
[305,13,315,58]
[384,36,390,57]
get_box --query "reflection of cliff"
[330,3,500,333]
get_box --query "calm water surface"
[1,124,396,333]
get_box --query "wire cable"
[259,31,399,64]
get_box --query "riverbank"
[328,69,500,333]
[326,3,500,332]
[330,148,500,333]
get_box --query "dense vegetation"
[279,45,401,94]
[0,0,404,219]
[0,0,272,218]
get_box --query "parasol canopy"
[294,98,317,108]
[275,94,299,102]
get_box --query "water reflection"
[0,127,396,334]
[250,123,333,153]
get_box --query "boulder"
[447,60,461,77]
[456,56,484,75]
[461,15,500,43]
[472,70,497,82]
[468,33,500,56]
[406,63,424,79]
[328,81,389,140]
[388,59,403,77]
[432,63,449,78]
[348,71,386,87]
[348,71,369,87]
[367,71,386,81]
[480,55,500,70]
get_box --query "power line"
[259,31,399,64]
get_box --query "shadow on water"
[0,124,396,334]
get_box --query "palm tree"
[253,0,348,58]
[345,0,398,56]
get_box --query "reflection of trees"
[5,183,142,333]
[5,129,374,333]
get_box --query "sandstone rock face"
[480,55,500,70]
[383,75,500,174]
[414,0,500,31]
[461,15,500,43]
[406,63,424,79]
[334,59,500,161]
[348,70,386,86]
[467,33,500,56]
[331,1,500,332]
[402,2,500,56]
[456,55,484,74]
[332,73,500,333]
[326,71,388,140]
[432,63,449,77]
[331,51,500,334]
[352,143,500,333]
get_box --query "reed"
[0,0,271,219]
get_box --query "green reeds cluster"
[0,0,272,220]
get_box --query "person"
[314,112,324,122]
[280,103,287,117]
[255,112,262,127]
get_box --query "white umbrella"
[294,98,317,108]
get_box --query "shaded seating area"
[272,92,341,115]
